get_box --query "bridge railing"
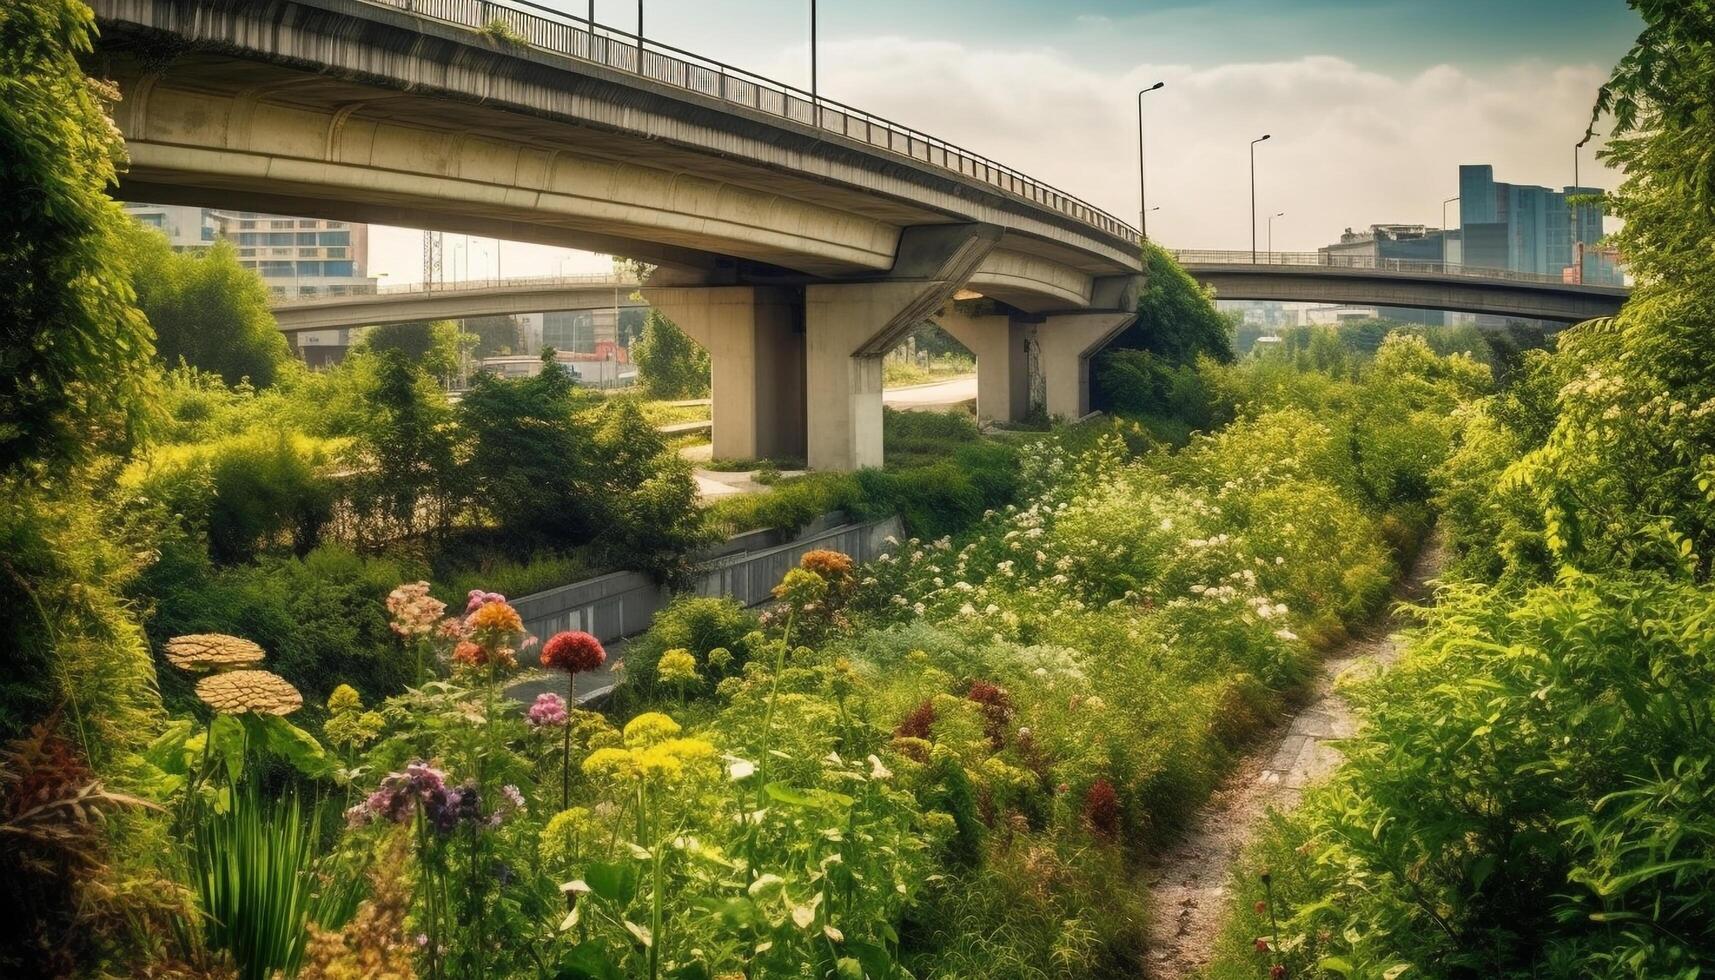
[1169,250,1609,287]
[269,273,641,306]
[363,0,1140,245]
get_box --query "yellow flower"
[636,747,685,781]
[655,737,717,764]
[622,712,682,748]
[582,747,640,783]
[539,806,595,866]
[327,683,363,715]
[657,648,700,685]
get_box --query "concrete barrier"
[508,512,902,663]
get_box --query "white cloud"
[770,39,1621,252]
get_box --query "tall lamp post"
[1136,81,1165,242]
[1267,211,1285,263]
[810,0,818,111]
[1249,133,1271,263]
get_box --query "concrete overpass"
[87,0,1145,469]
[270,274,645,333]
[1174,251,1629,323]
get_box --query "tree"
[632,308,710,398]
[457,353,600,546]
[462,314,519,358]
[357,319,463,378]
[345,350,461,544]
[1103,242,1235,365]
[127,228,292,388]
[588,400,709,581]
[1,0,156,476]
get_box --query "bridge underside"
[1187,267,1627,323]
[89,0,1146,470]
[272,285,648,334]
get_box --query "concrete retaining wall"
[508,512,902,663]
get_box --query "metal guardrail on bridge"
[365,0,1140,244]
[1170,250,1620,289]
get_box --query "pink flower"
[528,692,569,727]
[386,582,447,639]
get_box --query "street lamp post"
[1267,211,1285,263]
[636,0,643,70]
[1250,134,1271,263]
[810,0,818,115]
[1136,81,1165,242]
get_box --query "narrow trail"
[1140,532,1447,978]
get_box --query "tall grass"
[192,783,322,980]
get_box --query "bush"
[618,595,758,697]
[631,309,710,399]
[1209,571,1715,977]
[127,227,292,389]
[139,542,418,710]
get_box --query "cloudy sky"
[370,0,1643,281]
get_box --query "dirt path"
[1141,533,1446,978]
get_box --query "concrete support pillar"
[1035,311,1138,420]
[935,307,1029,423]
[803,282,931,471]
[641,285,805,461]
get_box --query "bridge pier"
[934,306,1029,424]
[1036,311,1138,420]
[641,286,805,462]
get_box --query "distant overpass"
[271,274,644,333]
[1175,251,1629,323]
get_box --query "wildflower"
[467,600,523,635]
[623,712,682,748]
[582,747,641,783]
[528,692,569,727]
[657,648,701,685]
[385,582,446,639]
[1254,938,1270,953]
[1083,778,1119,838]
[541,631,606,675]
[799,549,854,580]
[773,568,828,607]
[539,806,595,865]
[327,684,362,715]
[707,646,733,671]
[464,590,506,614]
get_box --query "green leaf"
[1318,957,1355,976]
[208,714,247,783]
[554,944,622,980]
[584,861,637,904]
[248,714,333,778]
[144,719,196,775]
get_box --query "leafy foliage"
[126,226,293,388]
[0,0,156,476]
[631,308,711,399]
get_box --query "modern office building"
[1318,224,1451,324]
[1458,164,1620,286]
[124,204,376,298]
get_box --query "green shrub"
[1209,571,1715,977]
[619,595,759,698]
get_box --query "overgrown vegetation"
[1208,4,1715,976]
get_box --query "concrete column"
[1035,311,1138,420]
[804,282,937,471]
[641,286,805,462]
[935,307,1029,423]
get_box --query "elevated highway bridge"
[88,0,1145,468]
[1174,251,1629,324]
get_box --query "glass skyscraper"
[1458,165,1620,285]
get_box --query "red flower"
[1271,965,1288,980]
[1255,901,1268,915]
[541,631,606,674]
[1083,778,1119,838]
[1254,938,1271,953]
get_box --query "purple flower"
[528,692,569,728]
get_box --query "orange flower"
[468,601,523,634]
[800,549,854,580]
